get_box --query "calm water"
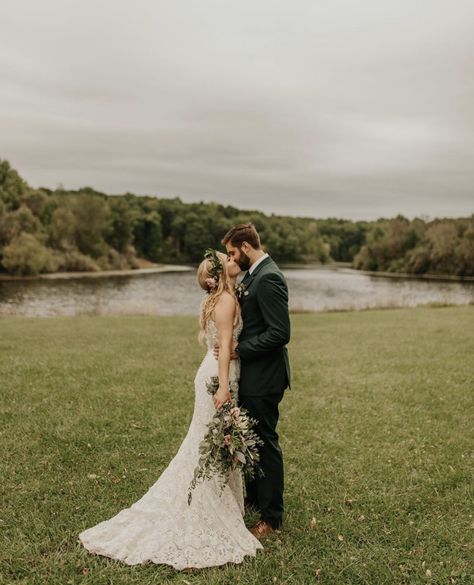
[0,267,473,318]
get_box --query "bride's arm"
[213,293,235,409]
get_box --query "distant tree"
[183,211,215,261]
[2,233,60,275]
[56,250,100,272]
[107,198,135,253]
[155,197,184,241]
[406,218,474,276]
[0,205,44,247]
[132,210,163,262]
[423,221,459,274]
[353,215,425,272]
[72,193,112,258]
[456,216,474,276]
[21,189,50,220]
[304,221,331,262]
[47,205,77,250]
[0,159,30,211]
[317,219,370,261]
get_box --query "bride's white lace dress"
[78,317,263,569]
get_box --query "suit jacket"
[236,255,292,396]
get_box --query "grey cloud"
[0,0,473,220]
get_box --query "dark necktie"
[241,270,252,286]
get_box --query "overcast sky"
[1,0,473,220]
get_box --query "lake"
[0,266,472,318]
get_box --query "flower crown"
[203,248,223,292]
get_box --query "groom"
[215,223,291,538]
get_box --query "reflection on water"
[287,268,473,312]
[0,267,473,318]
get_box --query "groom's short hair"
[222,223,261,249]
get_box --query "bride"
[78,249,263,569]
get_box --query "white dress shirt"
[248,252,269,274]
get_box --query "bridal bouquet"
[187,376,264,505]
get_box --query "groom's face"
[225,243,251,271]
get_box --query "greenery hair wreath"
[203,248,223,289]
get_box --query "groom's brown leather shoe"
[250,520,275,539]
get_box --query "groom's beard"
[237,250,251,271]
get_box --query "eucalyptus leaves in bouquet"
[187,376,264,505]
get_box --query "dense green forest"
[0,159,472,276]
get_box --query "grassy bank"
[1,307,473,584]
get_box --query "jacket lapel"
[243,255,272,291]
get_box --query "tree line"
[0,159,472,276]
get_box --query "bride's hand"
[213,386,231,410]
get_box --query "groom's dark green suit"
[235,255,291,529]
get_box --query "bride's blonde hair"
[197,250,240,345]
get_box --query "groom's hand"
[213,340,238,360]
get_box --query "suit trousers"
[238,390,285,529]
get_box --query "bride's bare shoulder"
[213,292,236,319]
[216,291,235,305]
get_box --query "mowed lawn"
[0,306,473,585]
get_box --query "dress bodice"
[205,316,243,351]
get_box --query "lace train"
[78,317,263,569]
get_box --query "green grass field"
[1,306,473,585]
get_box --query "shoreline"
[281,262,474,283]
[0,261,473,283]
[0,264,194,282]
[336,267,474,283]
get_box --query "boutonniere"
[235,281,247,299]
